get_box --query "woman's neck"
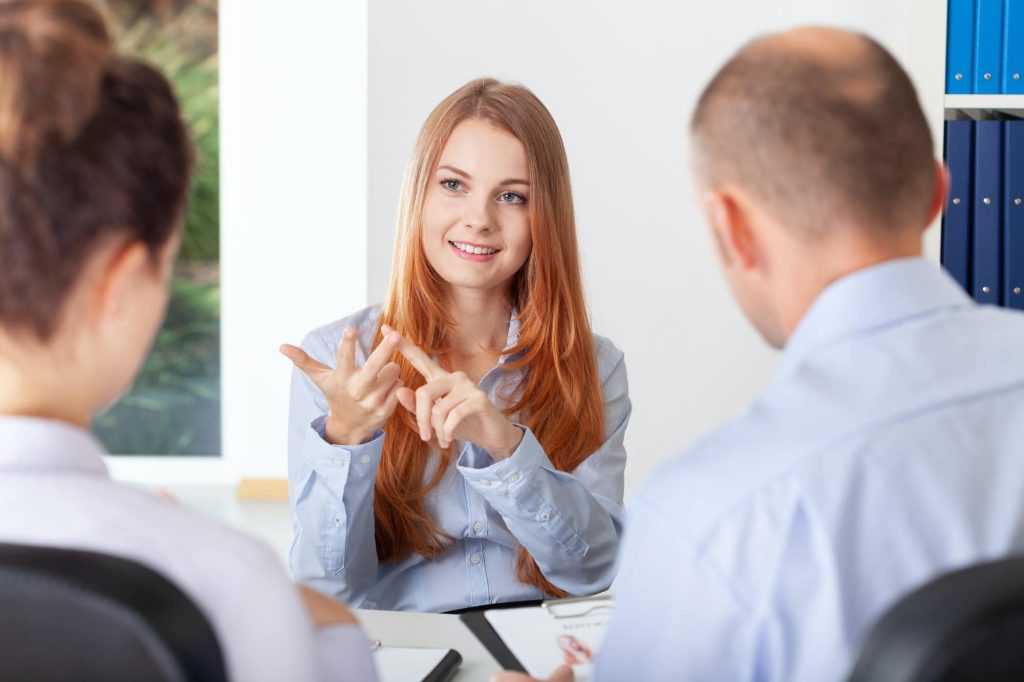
[443,287,513,357]
[0,338,92,428]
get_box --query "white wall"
[220,0,368,478]
[368,0,945,498]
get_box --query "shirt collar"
[0,416,110,478]
[499,309,523,365]
[776,257,973,380]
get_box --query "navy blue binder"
[1005,0,1024,93]
[975,0,1005,94]
[948,0,976,93]
[973,120,1004,305]
[1004,120,1024,310]
[942,120,974,293]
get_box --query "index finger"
[359,331,400,377]
[392,332,447,381]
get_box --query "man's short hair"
[690,30,936,237]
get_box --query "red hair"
[374,78,604,597]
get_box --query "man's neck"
[777,233,924,343]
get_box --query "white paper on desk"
[484,600,611,677]
[373,647,452,682]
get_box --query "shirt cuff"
[571,662,592,681]
[456,426,550,494]
[315,624,379,681]
[305,415,384,481]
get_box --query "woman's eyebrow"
[437,164,471,179]
[437,165,529,187]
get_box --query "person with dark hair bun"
[0,2,376,679]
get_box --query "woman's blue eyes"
[439,179,526,205]
[499,192,526,205]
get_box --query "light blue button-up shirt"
[287,305,630,612]
[598,258,1024,681]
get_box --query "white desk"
[356,609,502,681]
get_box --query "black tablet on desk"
[372,645,462,682]
[452,598,542,672]
[459,609,527,672]
[458,596,612,677]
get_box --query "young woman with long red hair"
[282,78,630,612]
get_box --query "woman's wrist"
[489,424,525,461]
[325,412,375,446]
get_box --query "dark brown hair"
[690,30,935,236]
[0,0,192,340]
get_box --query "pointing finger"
[414,375,458,442]
[361,331,400,377]
[280,344,331,380]
[394,334,447,381]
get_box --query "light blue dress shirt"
[597,258,1024,681]
[288,305,630,612]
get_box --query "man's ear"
[707,188,758,270]
[924,159,948,232]
[93,241,150,325]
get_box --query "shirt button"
[470,553,481,565]
[333,458,342,466]
[480,480,491,486]
[360,454,371,464]
[509,473,520,483]
[473,521,484,534]
[538,511,550,521]
[333,515,341,525]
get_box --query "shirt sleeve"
[315,625,379,682]
[287,329,383,607]
[594,497,757,682]
[456,340,630,595]
[216,542,378,682]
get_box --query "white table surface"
[357,608,503,681]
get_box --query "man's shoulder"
[633,404,791,541]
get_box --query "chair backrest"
[0,543,227,682]
[847,556,1024,682]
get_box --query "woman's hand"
[280,328,404,445]
[386,324,524,459]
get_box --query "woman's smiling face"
[421,117,534,298]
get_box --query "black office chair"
[847,556,1024,682]
[0,543,227,682]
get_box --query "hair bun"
[0,0,112,171]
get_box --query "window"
[94,0,221,457]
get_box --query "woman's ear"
[706,189,759,271]
[93,241,151,325]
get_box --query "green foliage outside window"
[94,0,221,456]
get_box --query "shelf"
[944,95,1024,120]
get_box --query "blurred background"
[94,0,221,457]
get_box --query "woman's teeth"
[452,241,498,255]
